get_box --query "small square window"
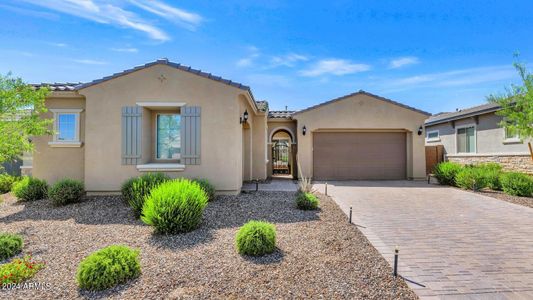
[504,127,519,140]
[427,131,439,140]
[58,113,77,141]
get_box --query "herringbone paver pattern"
[314,181,533,299]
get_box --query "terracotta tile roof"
[268,111,295,119]
[31,83,81,91]
[292,90,431,116]
[425,102,501,126]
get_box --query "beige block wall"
[32,96,86,184]
[293,93,428,179]
[79,64,257,193]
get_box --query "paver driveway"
[313,181,533,300]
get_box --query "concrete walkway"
[313,181,533,299]
[242,178,298,192]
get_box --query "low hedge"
[0,174,19,194]
[433,162,463,186]
[121,173,170,218]
[141,179,208,234]
[455,167,486,191]
[296,192,319,210]
[235,220,276,256]
[0,233,24,261]
[76,245,141,291]
[48,179,85,206]
[478,163,503,191]
[12,177,48,201]
[193,178,216,201]
[500,172,533,197]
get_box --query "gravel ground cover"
[0,191,416,299]
[475,189,533,209]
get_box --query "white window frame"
[48,108,83,147]
[426,130,440,142]
[455,124,477,154]
[155,112,181,161]
[503,126,522,144]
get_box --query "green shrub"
[455,167,487,191]
[0,174,19,194]
[433,162,463,186]
[48,179,85,206]
[141,179,208,234]
[296,192,319,210]
[121,173,169,218]
[0,233,23,261]
[235,220,276,256]
[193,178,215,201]
[76,245,141,291]
[477,163,503,190]
[12,177,48,201]
[0,255,44,284]
[500,172,533,197]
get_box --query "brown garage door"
[313,132,406,180]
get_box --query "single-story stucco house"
[424,102,532,174]
[26,59,430,194]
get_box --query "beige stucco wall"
[293,93,428,179]
[77,64,260,193]
[32,95,86,184]
[251,113,268,180]
[425,112,531,155]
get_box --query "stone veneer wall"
[447,154,533,174]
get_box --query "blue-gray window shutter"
[181,106,201,165]
[121,106,142,165]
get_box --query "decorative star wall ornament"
[157,74,167,83]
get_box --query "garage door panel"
[313,132,406,180]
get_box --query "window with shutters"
[156,114,181,160]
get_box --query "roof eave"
[425,107,501,126]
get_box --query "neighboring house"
[25,59,429,194]
[424,103,532,174]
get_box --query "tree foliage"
[0,73,51,165]
[488,59,533,158]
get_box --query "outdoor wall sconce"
[240,109,249,124]
[417,126,423,136]
[302,125,307,136]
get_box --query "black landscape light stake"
[255,179,259,192]
[393,246,399,277]
[349,206,352,224]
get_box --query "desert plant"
[12,177,47,201]
[141,179,208,234]
[121,173,169,217]
[48,179,85,206]
[76,245,141,291]
[296,192,319,210]
[193,178,216,201]
[433,162,463,186]
[0,174,19,194]
[296,154,313,193]
[235,220,276,256]
[0,255,44,284]
[478,163,503,190]
[0,233,23,261]
[455,167,487,191]
[500,172,533,197]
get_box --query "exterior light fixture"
[302,125,307,136]
[417,126,423,136]
[240,110,249,124]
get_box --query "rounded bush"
[478,163,502,190]
[0,233,23,261]
[121,173,169,218]
[193,178,215,201]
[236,220,276,256]
[0,174,19,194]
[500,172,533,197]
[296,192,319,210]
[12,177,48,201]
[433,162,463,186]
[455,167,486,191]
[76,245,141,291]
[141,179,208,234]
[48,179,85,206]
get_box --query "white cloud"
[71,58,107,65]
[270,53,308,68]
[389,56,420,69]
[300,59,371,77]
[236,46,260,67]
[111,47,138,53]
[48,42,67,47]
[20,0,203,41]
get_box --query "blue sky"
[1,1,532,113]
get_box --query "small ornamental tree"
[0,73,51,165]
[488,58,533,160]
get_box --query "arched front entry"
[270,129,297,179]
